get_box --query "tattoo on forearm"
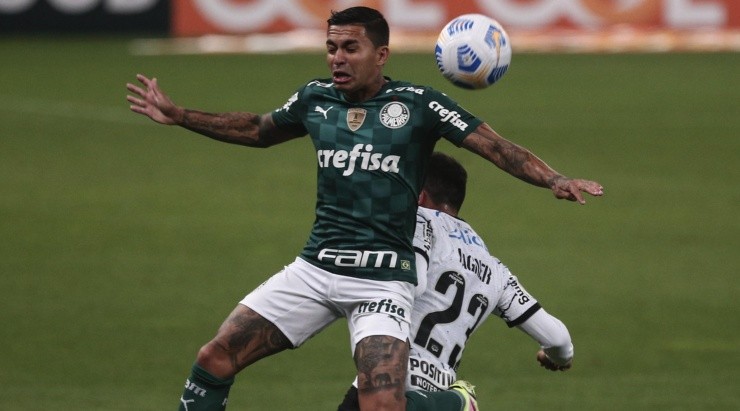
[471,132,559,187]
[494,139,531,175]
[181,109,261,144]
[476,136,533,179]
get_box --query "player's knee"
[195,340,231,375]
[357,389,406,411]
[354,335,409,371]
[196,340,215,361]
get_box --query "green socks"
[406,389,464,411]
[177,368,462,411]
[178,364,234,411]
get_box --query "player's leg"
[341,276,416,411]
[179,304,292,411]
[355,335,409,411]
[337,385,361,411]
[404,387,473,411]
[338,384,475,411]
[407,381,477,411]
[178,258,338,410]
[197,304,293,377]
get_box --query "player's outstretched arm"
[516,308,574,371]
[126,74,300,148]
[461,123,604,204]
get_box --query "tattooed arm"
[126,74,300,148]
[177,109,298,148]
[461,123,603,204]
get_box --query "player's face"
[326,24,388,102]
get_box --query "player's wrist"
[171,106,186,125]
[542,343,573,366]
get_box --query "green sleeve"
[424,88,484,146]
[271,84,309,135]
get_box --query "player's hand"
[126,74,182,125]
[537,349,572,371]
[550,176,604,204]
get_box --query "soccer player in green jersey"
[126,6,602,411]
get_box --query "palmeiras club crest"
[379,102,410,129]
[347,108,367,131]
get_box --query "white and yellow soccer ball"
[435,14,512,90]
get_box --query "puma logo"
[314,105,334,119]
[180,397,195,411]
[388,314,403,330]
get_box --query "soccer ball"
[435,14,512,90]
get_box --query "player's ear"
[418,190,429,207]
[376,45,389,66]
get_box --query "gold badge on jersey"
[347,108,367,131]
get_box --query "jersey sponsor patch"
[356,297,408,320]
[379,102,410,129]
[316,144,400,176]
[410,374,444,392]
[428,101,470,131]
[318,247,402,269]
[409,357,455,390]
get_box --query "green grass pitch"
[0,37,738,410]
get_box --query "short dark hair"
[423,152,467,211]
[327,6,389,47]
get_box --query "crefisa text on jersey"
[317,143,400,176]
[428,101,469,131]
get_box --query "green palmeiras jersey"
[271,78,483,284]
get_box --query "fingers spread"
[581,180,604,196]
[136,73,152,86]
[126,95,143,106]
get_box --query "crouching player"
[337,152,574,411]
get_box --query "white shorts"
[240,257,414,354]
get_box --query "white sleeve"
[414,251,428,298]
[412,209,432,297]
[516,308,574,365]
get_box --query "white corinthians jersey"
[409,207,542,392]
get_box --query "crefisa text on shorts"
[357,298,406,318]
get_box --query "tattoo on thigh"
[355,336,408,397]
[215,309,292,372]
